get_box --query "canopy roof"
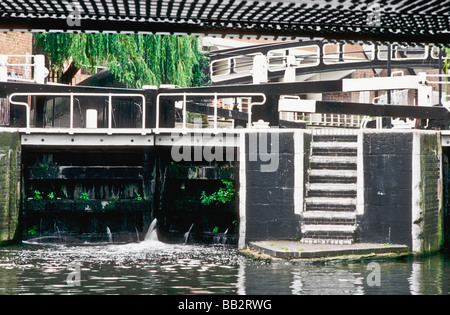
[0,0,449,44]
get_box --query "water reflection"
[1,241,450,295]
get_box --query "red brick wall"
[0,32,33,55]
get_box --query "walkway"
[245,241,410,262]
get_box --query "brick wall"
[0,33,33,55]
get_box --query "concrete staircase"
[301,129,359,245]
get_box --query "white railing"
[0,55,49,84]
[8,92,146,135]
[422,74,450,85]
[155,92,266,133]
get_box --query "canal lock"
[21,147,239,246]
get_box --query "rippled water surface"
[1,240,450,295]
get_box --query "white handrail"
[155,92,267,133]
[9,92,146,135]
[423,74,450,85]
[7,95,31,133]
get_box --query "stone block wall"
[358,131,414,247]
[0,131,21,245]
[358,130,444,254]
[238,130,308,248]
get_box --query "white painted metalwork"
[278,96,316,113]
[8,92,146,135]
[155,92,266,133]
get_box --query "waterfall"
[144,219,159,242]
[184,223,195,245]
[222,229,229,246]
[135,227,140,242]
[54,223,62,240]
[106,227,113,243]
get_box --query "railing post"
[0,56,7,82]
[108,94,113,135]
[252,55,268,84]
[141,95,146,135]
[34,55,48,84]
[155,94,161,133]
[183,93,187,132]
[213,93,218,132]
[69,93,74,135]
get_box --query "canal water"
[1,239,450,295]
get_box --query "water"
[2,239,450,295]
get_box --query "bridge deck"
[5,127,450,148]
[9,127,247,147]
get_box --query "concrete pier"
[0,131,21,245]
[245,241,410,262]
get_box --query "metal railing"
[155,92,266,133]
[8,92,146,135]
[210,43,443,83]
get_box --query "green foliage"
[135,193,143,201]
[47,192,55,200]
[79,193,90,200]
[445,48,450,73]
[33,190,43,201]
[34,33,207,89]
[200,180,235,206]
[27,225,38,235]
[212,226,219,234]
[232,220,238,226]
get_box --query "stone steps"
[308,169,357,184]
[305,197,356,212]
[301,130,359,245]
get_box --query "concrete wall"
[0,131,21,245]
[412,131,444,254]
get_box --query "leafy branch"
[201,181,235,206]
[34,33,208,89]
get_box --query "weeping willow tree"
[34,33,209,88]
